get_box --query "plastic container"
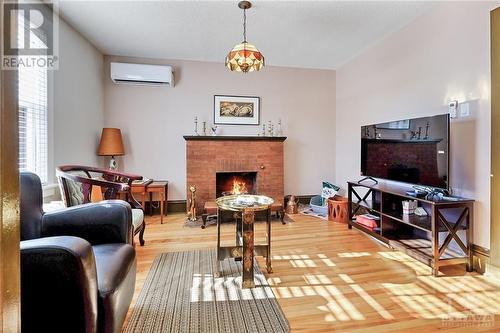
[310,195,328,216]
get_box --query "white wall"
[104,56,336,200]
[336,1,498,248]
[51,18,104,183]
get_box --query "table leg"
[160,192,164,224]
[242,209,255,289]
[141,192,146,210]
[215,208,221,278]
[236,213,242,245]
[266,208,273,273]
[149,192,153,216]
[164,184,168,217]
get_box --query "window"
[17,12,48,183]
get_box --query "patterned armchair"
[56,165,146,246]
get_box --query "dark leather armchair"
[20,172,136,333]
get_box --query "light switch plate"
[460,102,470,117]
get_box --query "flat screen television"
[361,114,450,189]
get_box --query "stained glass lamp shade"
[225,42,264,73]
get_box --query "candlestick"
[276,118,283,136]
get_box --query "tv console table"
[347,181,474,276]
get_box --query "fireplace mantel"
[184,135,287,142]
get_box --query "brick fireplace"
[185,136,286,213]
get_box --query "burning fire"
[231,177,248,195]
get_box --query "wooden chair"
[56,165,146,246]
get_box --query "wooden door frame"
[491,7,500,272]
[0,0,21,330]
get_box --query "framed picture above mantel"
[214,95,260,125]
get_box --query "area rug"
[124,249,290,333]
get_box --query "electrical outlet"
[448,100,458,119]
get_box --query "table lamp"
[97,128,125,170]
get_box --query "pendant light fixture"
[225,1,265,73]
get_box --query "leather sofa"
[20,172,136,333]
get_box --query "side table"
[130,179,153,209]
[147,181,169,224]
[215,194,274,289]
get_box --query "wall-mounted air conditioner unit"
[110,62,174,86]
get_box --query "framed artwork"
[214,95,260,125]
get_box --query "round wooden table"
[215,194,274,289]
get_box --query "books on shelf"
[355,213,379,230]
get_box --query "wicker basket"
[328,195,349,223]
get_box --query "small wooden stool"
[201,201,218,229]
[270,203,285,224]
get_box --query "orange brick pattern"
[186,140,284,213]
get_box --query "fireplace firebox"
[216,172,257,198]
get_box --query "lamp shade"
[97,128,125,156]
[225,42,265,73]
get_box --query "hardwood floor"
[129,212,500,332]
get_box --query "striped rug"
[125,249,290,333]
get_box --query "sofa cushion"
[131,208,144,230]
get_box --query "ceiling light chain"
[225,1,265,73]
[243,6,247,42]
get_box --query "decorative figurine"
[210,125,218,136]
[270,124,274,137]
[194,116,199,136]
[202,121,207,136]
[262,124,266,136]
[187,185,197,221]
[286,195,299,214]
[267,120,273,136]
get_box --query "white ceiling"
[58,1,435,70]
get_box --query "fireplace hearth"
[216,172,257,197]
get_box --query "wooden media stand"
[347,180,474,276]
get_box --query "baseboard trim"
[472,244,490,257]
[286,194,315,205]
[167,200,187,213]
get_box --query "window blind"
[17,12,48,183]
